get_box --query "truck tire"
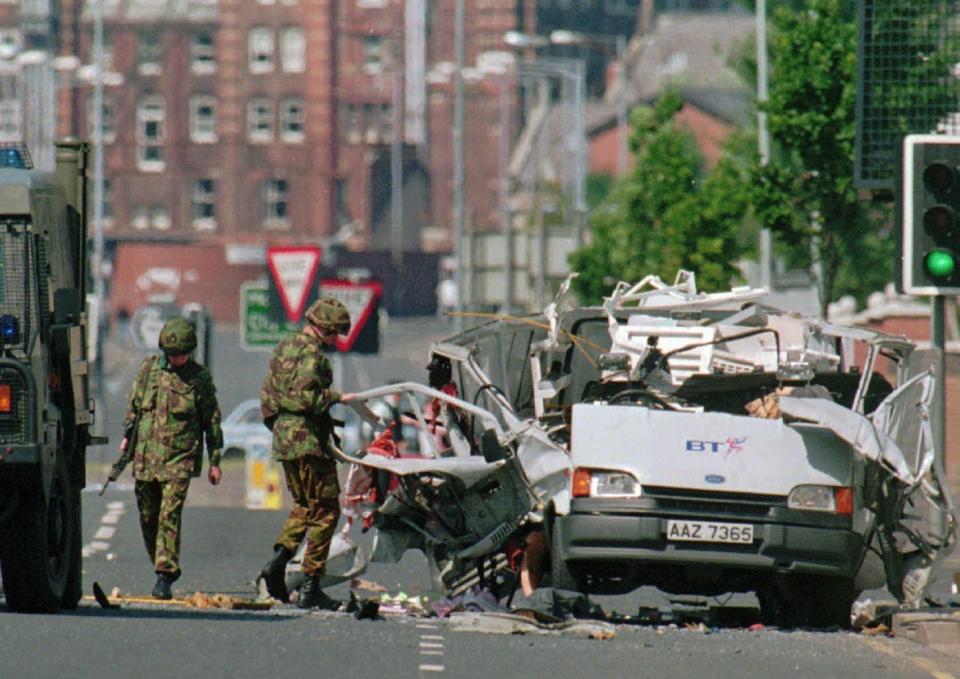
[1,455,77,613]
[548,519,582,592]
[61,483,83,609]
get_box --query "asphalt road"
[0,488,950,679]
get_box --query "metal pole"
[92,0,105,402]
[616,34,627,176]
[499,73,513,313]
[573,58,586,246]
[536,77,548,309]
[390,41,404,269]
[932,296,947,537]
[452,0,465,333]
[756,0,772,290]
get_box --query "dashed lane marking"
[82,501,126,558]
[418,627,445,674]
[93,526,116,540]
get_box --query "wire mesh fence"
[855,1,960,189]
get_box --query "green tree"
[749,0,892,310]
[569,90,748,304]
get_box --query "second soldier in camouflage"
[121,318,223,599]
[259,297,350,609]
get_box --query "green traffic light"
[925,250,956,278]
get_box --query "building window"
[138,29,163,76]
[0,28,22,58]
[362,36,384,73]
[192,178,217,231]
[101,178,114,229]
[280,27,305,73]
[345,104,362,144]
[379,103,393,141]
[247,98,274,143]
[279,98,305,143]
[131,205,149,230]
[262,178,289,228]
[0,99,21,142]
[136,96,165,171]
[189,96,218,143]
[248,27,275,74]
[190,32,216,74]
[86,96,116,144]
[151,205,170,230]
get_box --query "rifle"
[99,413,140,496]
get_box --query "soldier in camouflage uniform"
[259,298,351,609]
[120,318,223,600]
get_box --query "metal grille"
[855,1,960,189]
[644,486,785,518]
[0,225,38,357]
[0,367,27,444]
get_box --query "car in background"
[221,398,271,458]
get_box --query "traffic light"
[901,134,960,295]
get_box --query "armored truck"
[0,140,97,612]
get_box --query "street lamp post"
[549,30,629,176]
[452,0,465,333]
[516,58,587,246]
[91,0,106,403]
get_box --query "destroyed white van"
[338,272,956,628]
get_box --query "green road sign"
[241,281,298,350]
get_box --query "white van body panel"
[569,404,852,496]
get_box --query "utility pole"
[452,0,465,333]
[91,0,106,404]
[616,34,628,176]
[390,39,404,270]
[499,72,513,313]
[756,0,772,292]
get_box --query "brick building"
[59,0,337,244]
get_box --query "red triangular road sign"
[266,246,322,323]
[318,279,383,351]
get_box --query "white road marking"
[419,651,444,656]
[419,642,444,649]
[82,501,126,559]
[419,665,444,673]
[420,635,444,640]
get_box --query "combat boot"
[261,545,294,602]
[152,573,174,600]
[298,575,341,611]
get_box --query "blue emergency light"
[0,147,26,169]
[0,315,19,344]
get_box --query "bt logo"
[685,437,747,459]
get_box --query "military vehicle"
[0,140,99,612]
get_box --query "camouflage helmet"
[158,318,197,354]
[305,298,351,334]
